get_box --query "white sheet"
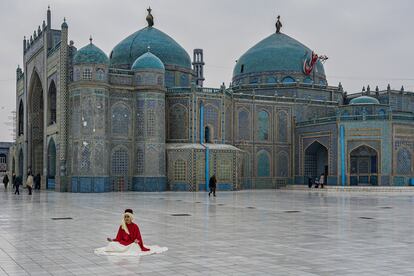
[94,241,168,256]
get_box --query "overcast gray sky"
[0,0,413,142]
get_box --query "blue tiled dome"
[233,33,325,80]
[131,52,165,71]
[350,96,380,105]
[110,27,191,70]
[73,43,109,65]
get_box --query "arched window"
[282,76,295,84]
[18,100,24,136]
[180,74,189,87]
[238,109,250,140]
[111,104,130,136]
[277,151,289,177]
[48,81,57,125]
[96,68,105,81]
[111,147,129,175]
[397,148,412,175]
[204,126,211,143]
[267,76,277,84]
[174,159,186,181]
[257,151,270,177]
[204,104,219,140]
[303,77,313,84]
[258,110,269,141]
[169,104,187,140]
[277,111,288,142]
[47,139,56,179]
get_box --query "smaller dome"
[349,96,380,105]
[73,42,109,65]
[131,51,165,71]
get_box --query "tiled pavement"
[1,188,414,275]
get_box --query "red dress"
[113,222,150,251]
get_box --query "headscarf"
[121,210,134,235]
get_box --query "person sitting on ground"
[107,209,150,251]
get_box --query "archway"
[28,71,44,177]
[304,141,328,182]
[349,145,378,185]
[48,81,57,125]
[47,139,56,190]
[204,125,211,143]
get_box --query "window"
[397,148,412,175]
[174,160,186,181]
[136,148,144,175]
[111,147,129,175]
[0,154,6,164]
[218,159,232,181]
[147,110,156,137]
[82,68,92,80]
[258,110,269,141]
[111,104,130,136]
[240,64,244,73]
[18,100,24,136]
[238,109,250,140]
[48,81,57,125]
[257,151,270,177]
[204,126,211,143]
[282,76,295,84]
[96,68,105,81]
[204,104,219,140]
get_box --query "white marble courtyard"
[1,188,414,275]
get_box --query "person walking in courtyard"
[94,209,167,256]
[14,175,21,195]
[209,175,217,197]
[3,174,9,190]
[26,173,33,195]
[319,173,325,189]
[34,173,41,190]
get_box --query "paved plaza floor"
[1,189,414,275]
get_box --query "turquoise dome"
[350,96,380,105]
[73,43,109,65]
[110,27,191,70]
[131,52,165,71]
[233,33,325,79]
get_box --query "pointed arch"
[111,146,129,176]
[257,110,270,141]
[257,150,270,177]
[238,107,250,141]
[168,103,188,140]
[111,102,131,136]
[277,110,288,142]
[204,103,219,141]
[48,80,57,125]
[396,147,412,175]
[28,70,44,176]
[18,99,24,136]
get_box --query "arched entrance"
[304,141,328,182]
[18,149,23,178]
[204,126,211,143]
[28,71,44,177]
[349,145,378,185]
[48,81,57,125]
[47,139,56,190]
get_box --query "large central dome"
[109,26,191,70]
[233,32,327,85]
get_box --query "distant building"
[11,8,414,192]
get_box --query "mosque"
[11,7,414,192]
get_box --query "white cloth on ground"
[94,241,168,256]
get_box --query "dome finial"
[147,45,151,52]
[275,15,282,33]
[89,35,93,44]
[146,6,154,27]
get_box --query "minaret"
[58,17,69,191]
[47,6,52,50]
[192,49,205,87]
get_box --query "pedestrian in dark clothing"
[12,173,16,187]
[208,175,217,197]
[14,176,22,195]
[3,174,9,190]
[34,173,41,190]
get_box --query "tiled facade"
[10,8,414,192]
